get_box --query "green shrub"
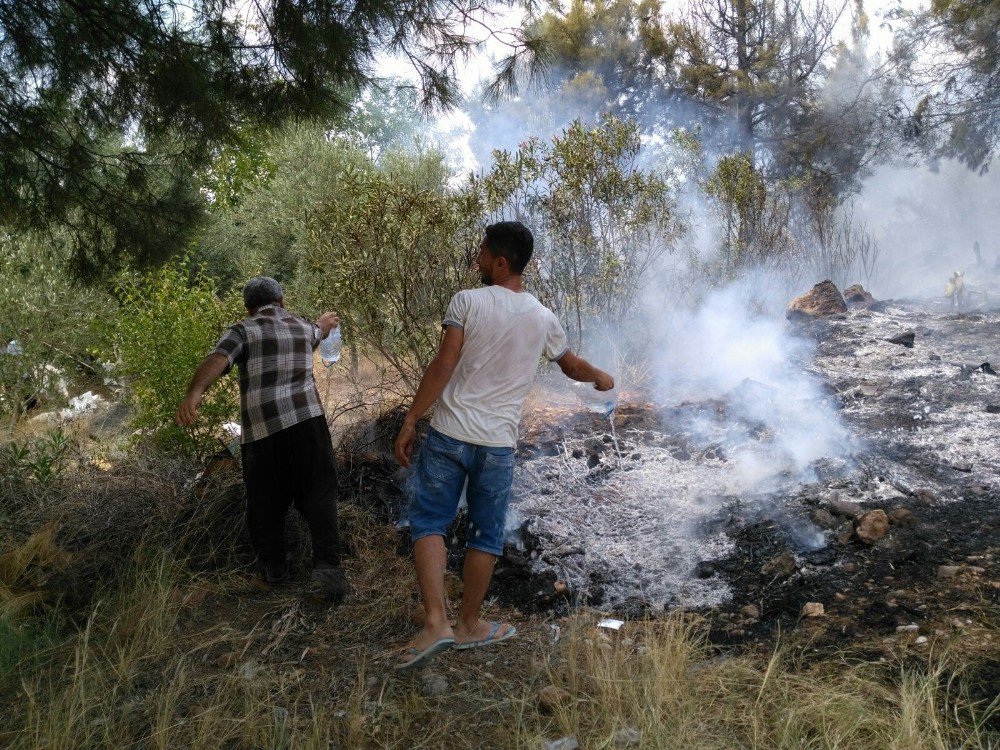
[109,262,241,457]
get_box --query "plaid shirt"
[211,305,325,444]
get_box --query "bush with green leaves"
[109,263,241,457]
[0,231,108,429]
[475,115,682,350]
[297,149,481,391]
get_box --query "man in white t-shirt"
[393,221,614,670]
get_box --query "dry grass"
[0,420,996,749]
[522,616,998,749]
[1,534,995,750]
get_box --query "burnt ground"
[333,297,1000,707]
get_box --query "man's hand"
[175,393,202,426]
[317,312,340,338]
[395,420,417,468]
[175,353,229,428]
[594,371,615,391]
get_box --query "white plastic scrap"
[60,391,103,419]
[4,340,23,355]
[598,618,625,631]
[222,422,242,437]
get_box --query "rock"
[694,561,716,579]
[886,330,915,348]
[740,604,760,621]
[787,280,848,321]
[937,565,962,579]
[835,523,855,544]
[914,636,928,645]
[411,606,426,628]
[987,405,1000,414]
[855,510,889,544]
[542,737,579,750]
[810,508,840,530]
[420,673,450,697]
[613,727,642,747]
[571,448,584,459]
[827,499,864,520]
[801,602,825,618]
[538,685,570,712]
[843,284,875,306]
[553,580,570,598]
[896,624,919,633]
[888,507,918,528]
[584,437,607,454]
[762,553,797,579]
[929,352,941,361]
[214,651,238,669]
[912,489,937,505]
[587,454,601,469]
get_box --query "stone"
[827,499,864,519]
[554,580,570,598]
[613,727,642,747]
[538,685,570,712]
[896,624,919,633]
[584,437,607,454]
[929,352,941,361]
[810,508,840,530]
[762,553,797,579]
[914,636,928,645]
[843,284,875,306]
[420,673,450,697]
[740,604,760,621]
[856,510,890,544]
[937,565,962,579]
[542,737,580,750]
[886,330,916,348]
[411,606,426,628]
[912,489,937,505]
[214,651,238,669]
[835,523,855,544]
[571,448,584,459]
[888,507,918,528]
[986,405,1000,414]
[587,454,601,469]
[801,602,825,618]
[786,280,848,321]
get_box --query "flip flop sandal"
[454,622,517,650]
[394,637,455,671]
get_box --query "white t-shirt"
[431,286,569,447]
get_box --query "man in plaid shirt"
[176,277,348,601]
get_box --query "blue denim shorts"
[407,427,515,556]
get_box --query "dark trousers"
[241,415,342,571]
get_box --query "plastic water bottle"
[319,327,342,366]
[571,381,618,417]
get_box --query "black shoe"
[310,565,350,604]
[265,564,290,585]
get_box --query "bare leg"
[454,549,514,644]
[401,535,455,656]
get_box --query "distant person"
[175,276,348,602]
[945,270,965,309]
[973,241,985,268]
[392,221,614,670]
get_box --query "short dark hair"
[484,221,533,274]
[243,276,283,310]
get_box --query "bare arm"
[556,350,615,391]
[175,353,229,426]
[394,326,465,467]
